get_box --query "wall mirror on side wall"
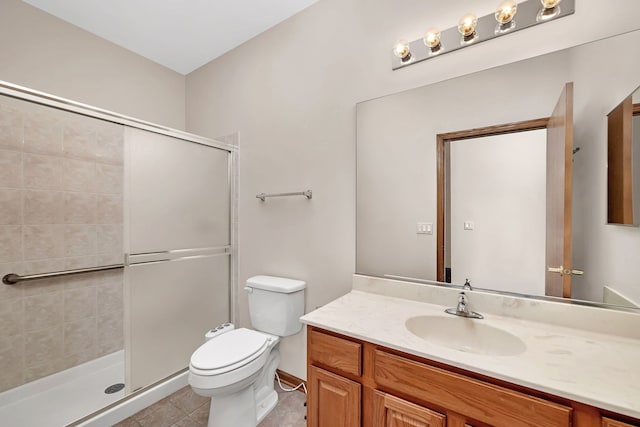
[608,86,640,225]
[356,29,640,311]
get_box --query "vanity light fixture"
[423,28,442,54]
[391,0,575,71]
[393,39,412,62]
[458,13,478,44]
[537,0,562,21]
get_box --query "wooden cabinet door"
[373,390,446,427]
[308,366,361,427]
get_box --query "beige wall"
[0,0,185,130]
[186,0,640,379]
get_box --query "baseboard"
[276,369,306,390]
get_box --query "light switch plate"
[417,222,433,234]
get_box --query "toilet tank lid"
[246,275,306,293]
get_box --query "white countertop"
[301,290,640,419]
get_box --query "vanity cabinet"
[306,326,640,427]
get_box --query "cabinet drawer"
[309,329,362,377]
[603,417,639,427]
[374,350,572,427]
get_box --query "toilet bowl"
[188,275,306,427]
[189,328,280,427]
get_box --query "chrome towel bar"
[256,190,312,202]
[2,264,124,285]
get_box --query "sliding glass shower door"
[124,128,231,392]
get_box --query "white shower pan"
[0,351,124,426]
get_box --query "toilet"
[188,275,306,427]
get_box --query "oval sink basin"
[405,315,526,356]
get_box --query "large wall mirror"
[357,29,640,310]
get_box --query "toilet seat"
[190,328,273,376]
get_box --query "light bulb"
[458,13,478,37]
[393,40,411,61]
[495,0,518,24]
[540,0,561,8]
[537,0,562,21]
[423,28,441,50]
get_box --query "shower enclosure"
[0,83,235,426]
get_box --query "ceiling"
[21,0,320,75]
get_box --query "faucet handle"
[445,289,484,319]
[463,279,472,290]
[456,292,468,313]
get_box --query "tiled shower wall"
[0,95,124,392]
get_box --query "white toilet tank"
[245,275,306,336]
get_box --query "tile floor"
[115,382,307,427]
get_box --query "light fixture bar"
[391,0,575,70]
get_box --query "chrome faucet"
[445,279,484,319]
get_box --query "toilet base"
[255,347,280,423]
[204,348,280,427]
[206,384,278,427]
[208,386,256,427]
[256,389,278,423]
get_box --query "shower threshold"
[0,350,124,426]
